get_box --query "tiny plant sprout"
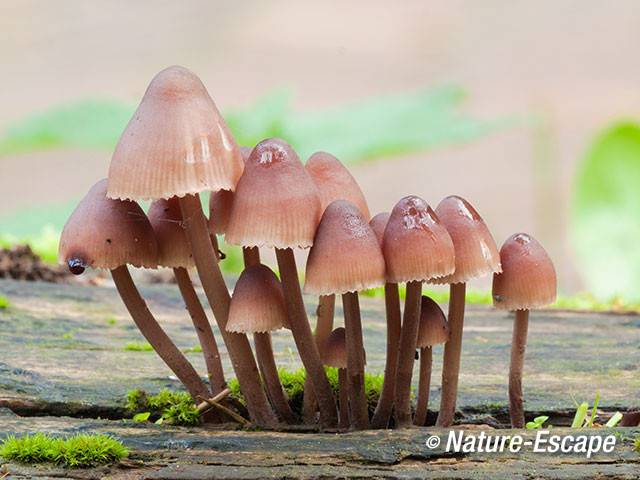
[382,196,454,428]
[226,138,338,428]
[322,327,350,428]
[227,264,296,424]
[492,233,557,428]
[526,415,550,429]
[305,200,385,429]
[106,66,275,428]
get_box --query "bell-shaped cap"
[305,200,385,295]
[305,152,371,220]
[147,197,193,268]
[322,327,347,369]
[492,233,557,311]
[225,138,322,249]
[58,179,157,272]
[417,296,449,348]
[108,65,244,201]
[227,263,290,333]
[382,195,455,283]
[369,212,390,246]
[430,196,501,285]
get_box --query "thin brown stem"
[173,267,226,394]
[342,291,369,429]
[394,280,422,427]
[179,194,277,428]
[276,247,338,428]
[242,246,260,266]
[370,282,401,429]
[436,282,466,427]
[338,368,350,429]
[110,265,209,400]
[413,346,432,426]
[509,309,529,428]
[303,294,335,424]
[254,332,297,424]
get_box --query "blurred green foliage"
[572,121,640,302]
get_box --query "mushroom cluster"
[58,66,557,430]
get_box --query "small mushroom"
[492,233,557,428]
[322,327,354,429]
[413,296,449,427]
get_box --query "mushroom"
[225,138,339,428]
[305,200,385,429]
[413,296,449,426]
[147,197,226,395]
[322,327,350,428]
[382,196,454,427]
[303,151,371,423]
[368,212,404,429]
[492,233,557,428]
[431,195,501,427]
[59,179,210,401]
[227,264,296,424]
[106,66,276,428]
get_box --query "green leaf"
[605,412,623,428]
[572,122,640,301]
[132,412,150,422]
[571,402,589,428]
[525,421,538,429]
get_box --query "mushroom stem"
[370,282,402,429]
[338,368,350,429]
[276,247,338,428]
[242,246,260,266]
[436,282,466,427]
[173,267,226,394]
[253,332,297,424]
[110,265,210,400]
[341,291,369,430]
[509,309,529,428]
[303,294,336,424]
[394,280,423,427]
[413,346,432,426]
[179,194,277,428]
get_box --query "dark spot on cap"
[106,238,111,243]
[493,293,503,302]
[68,258,86,275]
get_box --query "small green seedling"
[125,389,200,426]
[571,402,589,428]
[132,412,150,422]
[526,415,551,429]
[0,296,8,310]
[605,412,623,428]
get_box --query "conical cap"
[369,212,390,246]
[322,327,347,369]
[417,296,449,348]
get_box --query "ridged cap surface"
[305,152,370,220]
[430,195,501,285]
[107,65,244,201]
[369,212,390,246]
[492,233,557,311]
[322,327,347,369]
[58,179,157,271]
[147,197,193,268]
[417,296,449,348]
[227,264,290,333]
[225,138,322,249]
[305,200,385,295]
[382,196,455,283]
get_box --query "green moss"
[125,389,200,426]
[0,295,8,310]
[122,341,153,352]
[182,345,202,354]
[0,433,129,467]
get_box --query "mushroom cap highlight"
[369,212,390,246]
[492,233,557,311]
[107,65,244,201]
[147,197,193,268]
[305,151,371,220]
[58,179,157,271]
[227,263,290,333]
[430,195,501,285]
[225,138,322,249]
[382,195,455,284]
[304,200,386,296]
[321,327,347,369]
[417,296,450,348]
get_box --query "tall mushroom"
[304,200,385,429]
[147,197,226,395]
[492,233,556,428]
[227,263,296,424]
[432,195,501,427]
[107,65,277,428]
[413,296,449,427]
[383,196,454,428]
[225,138,338,428]
[322,327,350,429]
[59,179,210,401]
[303,151,371,423]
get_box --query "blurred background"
[2,0,640,306]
